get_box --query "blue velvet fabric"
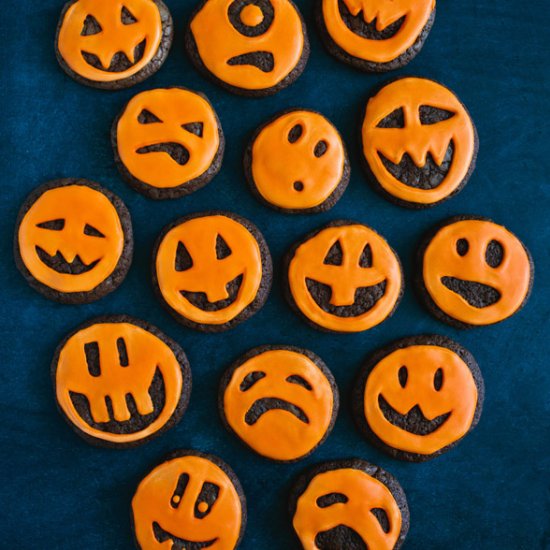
[1,0,549,548]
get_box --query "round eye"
[456,238,469,256]
[288,124,303,143]
[398,366,408,388]
[486,240,504,268]
[434,368,443,391]
[314,140,328,157]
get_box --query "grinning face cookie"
[286,222,402,332]
[132,451,246,549]
[247,110,349,212]
[154,213,272,331]
[220,346,338,462]
[420,217,533,327]
[53,317,191,447]
[114,87,223,199]
[187,0,309,95]
[361,77,477,207]
[56,0,172,89]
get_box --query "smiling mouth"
[153,521,217,550]
[339,0,405,40]
[36,246,100,275]
[137,142,190,165]
[379,141,454,190]
[227,51,275,73]
[306,279,386,317]
[245,397,309,425]
[441,276,501,308]
[378,394,450,436]
[81,39,146,72]
[180,274,243,312]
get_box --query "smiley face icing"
[418,216,534,328]
[55,0,173,89]
[15,179,133,303]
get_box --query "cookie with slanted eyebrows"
[289,459,409,549]
[113,87,224,200]
[353,335,484,462]
[55,0,173,89]
[417,216,534,328]
[361,77,478,208]
[219,345,339,462]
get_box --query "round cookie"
[185,0,310,96]
[112,87,224,200]
[289,459,409,549]
[52,315,192,448]
[361,77,478,208]
[55,0,173,89]
[417,216,534,328]
[219,345,339,462]
[284,220,403,333]
[153,212,272,332]
[353,335,484,462]
[14,178,133,304]
[132,450,246,549]
[244,109,350,213]
[316,0,435,72]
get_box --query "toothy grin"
[36,246,100,274]
[180,274,243,311]
[81,39,146,72]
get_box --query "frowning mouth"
[153,521,217,550]
[227,51,275,73]
[81,39,146,72]
[36,246,100,274]
[137,142,190,165]
[180,274,243,311]
[339,0,406,40]
[441,276,501,308]
[245,397,309,425]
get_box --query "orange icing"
[116,88,221,189]
[364,345,478,455]
[251,110,346,210]
[57,0,163,83]
[223,348,335,461]
[240,4,264,26]
[322,0,434,63]
[288,224,402,332]
[18,184,124,293]
[190,0,305,91]
[132,454,243,549]
[423,219,532,325]
[293,467,402,549]
[55,321,184,444]
[155,215,263,326]
[362,77,475,205]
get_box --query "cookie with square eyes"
[55,0,173,89]
[219,345,339,462]
[113,87,224,200]
[14,179,133,303]
[132,450,246,550]
[244,109,350,213]
[417,216,534,328]
[289,459,409,550]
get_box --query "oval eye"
[398,366,408,388]
[377,107,404,129]
[419,105,455,125]
[486,240,504,268]
[324,240,343,266]
[194,482,219,519]
[121,6,138,24]
[170,473,189,508]
[456,238,469,256]
[84,341,100,377]
[240,371,265,391]
[81,14,102,36]
[316,493,348,508]
[116,337,129,367]
[434,368,443,391]
[288,124,303,143]
[84,224,105,238]
[314,140,328,157]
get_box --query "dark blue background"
[2,0,549,548]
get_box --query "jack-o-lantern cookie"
[55,0,173,89]
[245,109,350,213]
[132,450,246,549]
[317,0,435,72]
[361,77,478,208]
[353,335,484,462]
[52,316,191,448]
[14,179,133,303]
[417,216,534,328]
[219,345,339,462]
[113,87,224,200]
[285,221,403,333]
[290,459,409,549]
[186,0,309,96]
[153,212,272,332]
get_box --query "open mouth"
[180,274,243,311]
[339,0,405,40]
[245,397,309,425]
[315,525,367,550]
[379,394,450,436]
[36,246,100,275]
[136,142,190,165]
[81,39,146,72]
[227,51,275,73]
[153,522,217,550]
[441,276,501,308]
[306,279,386,317]
[379,141,454,190]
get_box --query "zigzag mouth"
[379,141,454,190]
[378,394,450,436]
[227,51,275,73]
[339,0,405,40]
[441,276,501,308]
[36,246,100,274]
[245,397,309,425]
[136,142,190,165]
[81,39,146,72]
[180,274,243,312]
[153,521,217,550]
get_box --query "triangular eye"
[175,242,193,271]
[324,240,343,266]
[377,108,405,129]
[419,105,455,125]
[81,15,102,36]
[216,235,232,259]
[84,224,105,238]
[138,109,162,124]
[359,244,372,268]
[182,122,204,137]
[288,124,303,143]
[36,219,64,231]
[121,6,138,24]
